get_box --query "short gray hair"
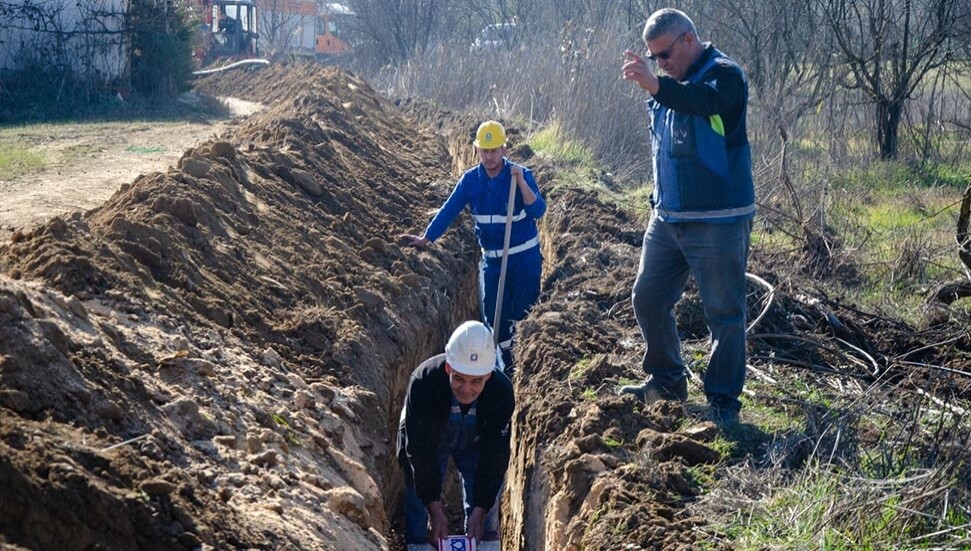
[642,8,697,43]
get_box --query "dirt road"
[0,96,262,233]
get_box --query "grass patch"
[528,120,606,194]
[619,183,655,223]
[125,145,166,154]
[720,469,840,548]
[703,372,971,550]
[706,433,739,459]
[685,463,717,490]
[529,119,596,167]
[740,393,807,434]
[920,161,971,188]
[780,157,971,319]
[831,159,970,194]
[58,144,104,163]
[568,354,598,381]
[529,120,658,220]
[0,143,46,178]
[721,464,971,549]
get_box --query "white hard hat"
[445,321,497,376]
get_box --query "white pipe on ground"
[192,58,270,76]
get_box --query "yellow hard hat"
[473,120,507,149]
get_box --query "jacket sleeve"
[471,380,515,510]
[402,374,444,505]
[423,175,470,242]
[523,167,546,220]
[653,63,745,117]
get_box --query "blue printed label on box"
[439,535,475,551]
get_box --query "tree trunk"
[958,183,971,278]
[876,98,903,159]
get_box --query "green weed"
[685,464,716,490]
[568,354,596,381]
[528,120,596,167]
[0,143,45,178]
[125,145,165,154]
[272,413,290,428]
[272,413,302,447]
[602,436,624,449]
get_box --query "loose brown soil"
[1,63,479,550]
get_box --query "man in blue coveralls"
[401,121,546,371]
[619,8,755,428]
[398,320,514,551]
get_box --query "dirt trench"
[0,61,729,551]
[176,64,971,551]
[0,65,483,550]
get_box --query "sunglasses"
[646,32,687,61]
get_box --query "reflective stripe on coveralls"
[472,210,528,224]
[482,235,540,259]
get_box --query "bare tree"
[257,0,306,58]
[819,0,969,159]
[345,0,449,64]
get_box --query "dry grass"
[692,372,971,550]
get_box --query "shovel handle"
[492,171,518,346]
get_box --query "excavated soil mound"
[504,186,726,551]
[0,67,480,550]
[192,61,328,105]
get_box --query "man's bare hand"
[427,501,448,543]
[466,506,487,544]
[508,164,538,205]
[622,50,658,93]
[510,164,524,182]
[399,233,430,248]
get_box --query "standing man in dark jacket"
[620,8,755,428]
[401,121,546,371]
[398,320,514,551]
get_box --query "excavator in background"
[194,0,351,64]
[310,2,352,60]
[197,0,259,62]
[258,0,352,60]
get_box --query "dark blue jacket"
[649,45,755,222]
[424,159,546,259]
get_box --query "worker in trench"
[400,120,546,373]
[397,321,514,551]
